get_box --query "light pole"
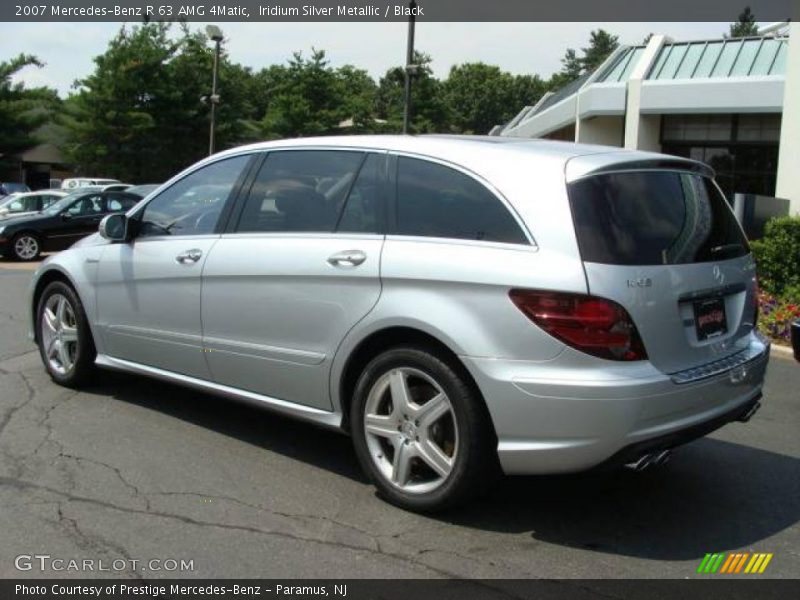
[206,25,224,155]
[402,1,417,134]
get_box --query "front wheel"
[350,346,499,512]
[36,281,96,387]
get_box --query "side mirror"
[60,212,72,220]
[99,213,129,242]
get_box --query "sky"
[2,21,737,96]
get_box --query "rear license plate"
[694,297,728,341]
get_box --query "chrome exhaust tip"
[624,453,653,472]
[624,449,671,472]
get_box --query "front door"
[94,154,253,379]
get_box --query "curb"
[770,344,795,359]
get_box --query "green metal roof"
[647,36,788,80]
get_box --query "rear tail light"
[509,289,648,361]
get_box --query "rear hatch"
[566,162,757,375]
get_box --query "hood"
[72,232,109,248]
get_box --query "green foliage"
[375,51,450,133]
[63,23,257,183]
[728,7,759,38]
[552,29,619,86]
[0,54,60,177]
[443,63,546,134]
[751,216,800,296]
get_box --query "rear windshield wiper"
[709,243,746,257]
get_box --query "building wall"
[776,21,800,214]
[576,116,624,146]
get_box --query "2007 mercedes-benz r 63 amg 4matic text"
[28,136,769,511]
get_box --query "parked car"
[61,178,120,190]
[102,183,133,192]
[0,190,69,220]
[124,183,161,198]
[27,136,769,511]
[0,182,31,199]
[0,188,140,261]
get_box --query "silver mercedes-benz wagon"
[28,135,769,511]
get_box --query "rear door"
[201,149,387,410]
[567,166,756,374]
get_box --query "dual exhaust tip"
[624,449,672,472]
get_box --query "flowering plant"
[758,289,800,344]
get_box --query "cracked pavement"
[0,266,799,579]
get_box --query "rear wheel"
[36,281,96,387]
[350,346,498,511]
[12,232,41,261]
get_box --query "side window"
[139,155,250,237]
[237,150,364,233]
[42,195,60,209]
[336,153,384,234]
[67,194,103,216]
[105,193,138,212]
[395,157,528,244]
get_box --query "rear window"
[568,171,749,265]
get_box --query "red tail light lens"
[509,289,648,361]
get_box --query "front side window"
[568,171,749,265]
[395,157,528,244]
[237,150,365,233]
[139,155,250,237]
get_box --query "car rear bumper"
[461,332,770,475]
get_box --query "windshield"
[43,192,91,216]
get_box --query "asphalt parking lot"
[0,259,798,579]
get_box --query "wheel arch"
[335,325,493,434]
[31,267,86,344]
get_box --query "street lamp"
[402,1,417,134]
[205,25,224,155]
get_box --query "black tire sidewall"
[12,232,41,261]
[350,346,496,512]
[36,281,95,387]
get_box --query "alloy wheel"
[363,367,459,494]
[41,293,79,375]
[14,235,39,260]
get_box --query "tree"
[728,6,759,38]
[552,29,620,86]
[443,63,546,134]
[63,23,257,182]
[259,48,364,138]
[0,55,60,177]
[375,51,450,133]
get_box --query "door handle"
[175,249,203,264]
[327,250,367,267]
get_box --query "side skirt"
[94,353,344,431]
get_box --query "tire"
[12,232,41,261]
[36,281,96,387]
[350,345,499,512]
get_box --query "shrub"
[751,216,800,296]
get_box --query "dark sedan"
[0,189,141,261]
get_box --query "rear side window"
[395,157,527,244]
[237,150,365,233]
[568,171,749,265]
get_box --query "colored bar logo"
[697,552,773,574]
